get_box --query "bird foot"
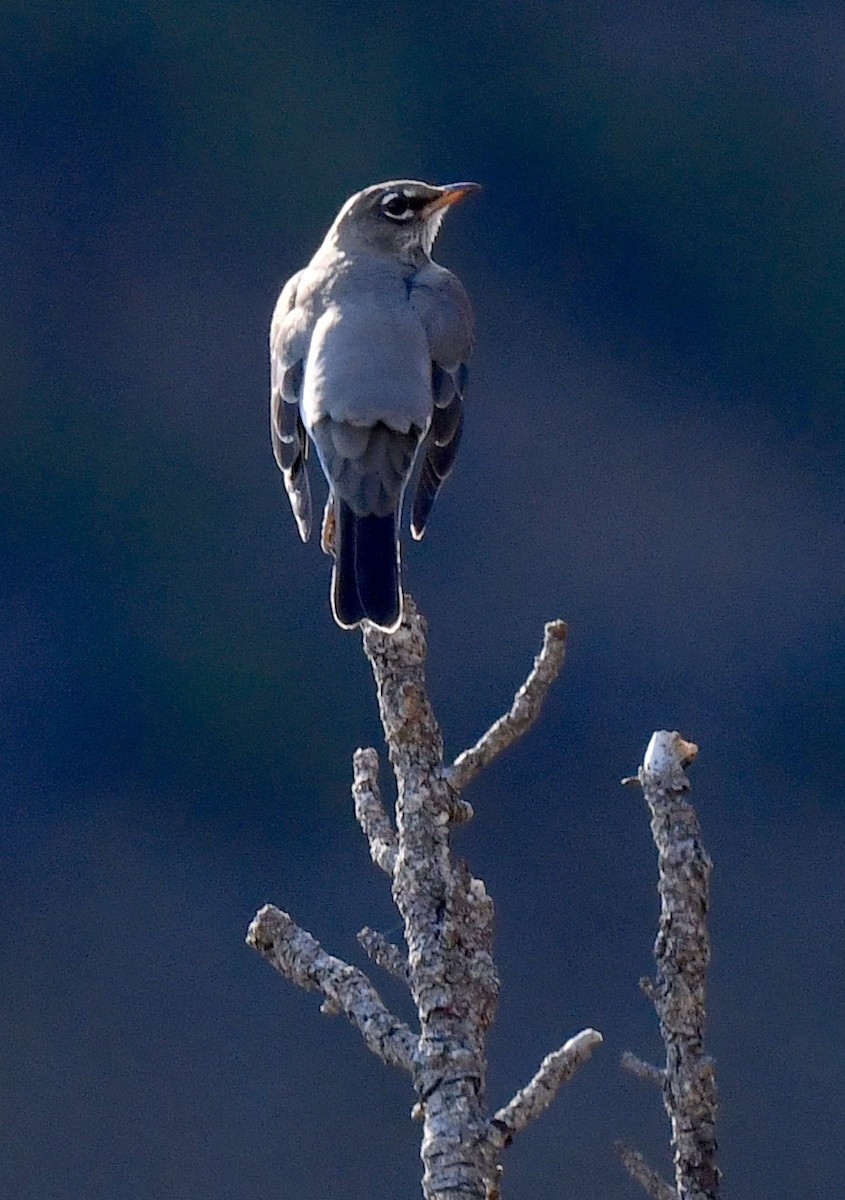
[321,498,336,557]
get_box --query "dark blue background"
[3,3,843,1197]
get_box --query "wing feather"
[270,272,312,541]
[408,264,473,540]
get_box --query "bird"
[269,179,478,633]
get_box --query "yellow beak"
[420,182,482,219]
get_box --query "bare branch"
[447,620,568,791]
[358,925,411,986]
[250,597,599,1199]
[488,1029,603,1147]
[621,1050,665,1087]
[247,904,417,1073]
[352,746,397,874]
[639,976,658,1003]
[628,730,721,1200]
[615,1142,676,1200]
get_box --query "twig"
[621,1050,664,1088]
[447,620,567,791]
[352,746,397,874]
[615,1142,676,1200]
[488,1029,603,1147]
[639,976,658,1003]
[247,904,416,1073]
[358,926,411,985]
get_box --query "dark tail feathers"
[331,498,401,632]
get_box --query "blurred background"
[3,2,843,1196]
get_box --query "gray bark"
[247,595,599,1199]
[618,731,721,1200]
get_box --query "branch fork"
[248,594,595,1200]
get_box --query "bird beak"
[420,182,482,219]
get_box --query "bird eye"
[380,192,413,220]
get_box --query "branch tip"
[638,975,657,1002]
[621,1050,665,1087]
[448,617,569,791]
[357,926,411,986]
[352,746,397,875]
[642,729,699,776]
[615,1142,676,1200]
[246,904,416,1073]
[489,1028,602,1145]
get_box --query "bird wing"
[270,270,313,542]
[408,264,474,539]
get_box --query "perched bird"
[270,179,478,632]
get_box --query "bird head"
[328,180,480,262]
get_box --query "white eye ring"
[379,191,414,221]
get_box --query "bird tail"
[331,498,402,632]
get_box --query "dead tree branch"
[247,904,416,1072]
[357,926,411,985]
[447,619,567,791]
[352,745,397,874]
[618,730,721,1200]
[489,1029,604,1148]
[621,1050,665,1088]
[248,594,597,1200]
[615,1142,676,1200]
